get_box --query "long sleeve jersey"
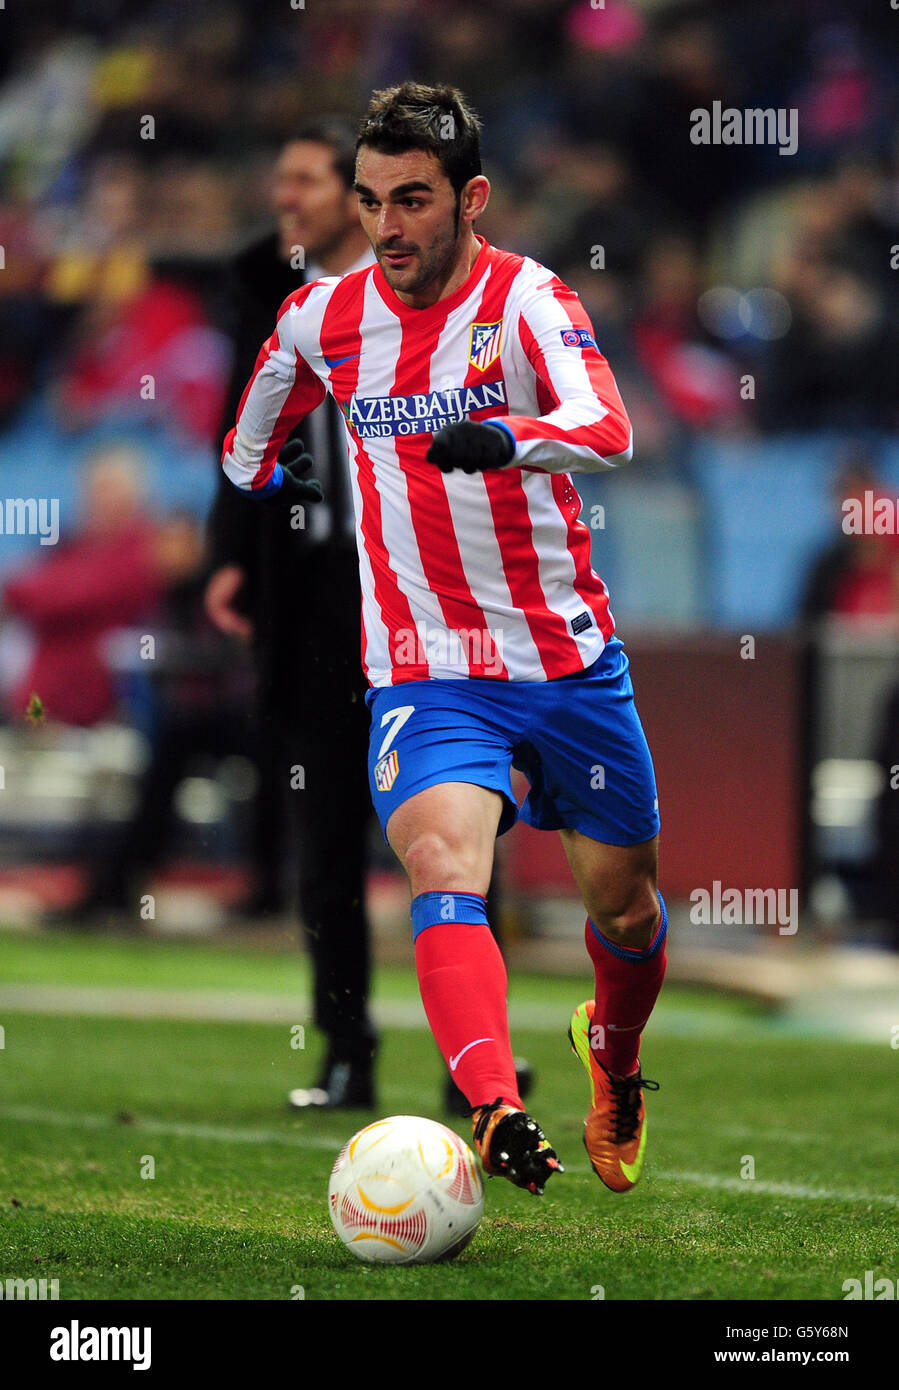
[222,235,633,686]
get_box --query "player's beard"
[378,211,463,298]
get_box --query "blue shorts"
[365,636,659,847]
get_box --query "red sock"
[415,921,522,1110]
[585,893,668,1078]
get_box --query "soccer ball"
[328,1114,485,1264]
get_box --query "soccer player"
[222,82,667,1198]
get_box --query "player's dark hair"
[355,82,482,212]
[292,116,358,189]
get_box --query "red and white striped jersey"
[222,235,633,686]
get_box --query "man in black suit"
[206,119,379,1107]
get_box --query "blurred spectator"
[34,153,232,441]
[633,236,745,429]
[0,30,98,197]
[2,445,194,726]
[543,142,659,283]
[872,683,899,945]
[0,200,54,427]
[803,451,898,946]
[626,14,745,233]
[802,455,899,624]
[786,20,895,168]
[760,255,899,434]
[51,270,230,442]
[46,508,264,926]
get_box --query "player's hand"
[426,420,516,474]
[264,438,324,504]
[204,564,253,642]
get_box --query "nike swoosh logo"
[449,1037,493,1072]
[619,1117,649,1183]
[607,1023,644,1032]
[323,352,361,368]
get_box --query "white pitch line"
[652,1169,899,1208]
[0,984,778,1037]
[1,1106,895,1208]
[650,1118,820,1147]
[0,1104,340,1151]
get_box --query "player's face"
[273,141,357,263]
[353,147,467,300]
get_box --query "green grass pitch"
[0,930,896,1300]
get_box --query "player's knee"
[401,831,480,894]
[590,884,659,950]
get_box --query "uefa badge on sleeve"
[374,749,399,792]
[560,327,598,350]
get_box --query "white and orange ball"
[328,1115,485,1264]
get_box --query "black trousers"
[263,544,377,1065]
[874,683,899,938]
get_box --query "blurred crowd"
[1,0,898,449]
[0,0,897,932]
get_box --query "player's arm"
[221,287,327,503]
[495,274,632,473]
[427,273,632,477]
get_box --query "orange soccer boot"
[568,1000,659,1192]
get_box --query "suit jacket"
[208,233,361,714]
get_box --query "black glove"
[426,420,516,474]
[262,438,323,505]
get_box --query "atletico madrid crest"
[468,320,503,372]
[374,749,399,792]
